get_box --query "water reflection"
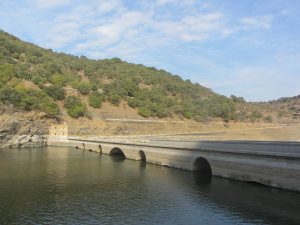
[171,169,300,225]
[0,147,299,225]
[192,170,212,185]
[140,160,147,169]
[110,147,126,158]
[110,155,126,163]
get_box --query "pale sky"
[0,0,299,101]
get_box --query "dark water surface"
[0,147,299,225]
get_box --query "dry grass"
[47,100,300,140]
[2,99,300,142]
[65,115,300,141]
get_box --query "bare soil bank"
[66,116,300,141]
[1,112,300,142]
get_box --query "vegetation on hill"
[0,30,275,122]
[268,95,300,121]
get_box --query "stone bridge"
[49,137,300,192]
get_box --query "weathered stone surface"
[0,113,51,148]
[0,121,21,143]
[11,134,47,148]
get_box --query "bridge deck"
[68,137,300,159]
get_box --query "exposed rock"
[11,134,47,148]
[0,120,21,143]
[0,112,54,148]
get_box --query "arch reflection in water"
[98,145,102,154]
[139,150,147,168]
[109,147,126,162]
[192,157,212,184]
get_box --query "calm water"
[0,147,299,225]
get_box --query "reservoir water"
[0,147,299,225]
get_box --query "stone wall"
[48,124,68,142]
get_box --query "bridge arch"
[109,147,126,159]
[139,150,146,162]
[192,157,212,178]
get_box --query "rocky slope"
[0,112,53,148]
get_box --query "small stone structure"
[48,123,68,142]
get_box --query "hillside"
[0,30,240,121]
[0,29,293,125]
[269,95,300,120]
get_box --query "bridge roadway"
[53,137,300,192]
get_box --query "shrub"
[230,95,245,103]
[264,115,273,123]
[16,88,48,111]
[32,75,45,86]
[89,92,103,108]
[0,86,21,106]
[64,96,87,118]
[40,98,60,117]
[0,84,60,116]
[44,85,65,100]
[128,98,139,108]
[0,64,15,83]
[109,94,120,106]
[77,81,92,95]
[183,110,192,119]
[51,74,67,86]
[277,111,284,118]
[8,77,21,87]
[251,111,263,119]
[138,107,151,118]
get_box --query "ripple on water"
[0,147,299,225]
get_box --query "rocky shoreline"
[0,113,52,148]
[0,134,47,148]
